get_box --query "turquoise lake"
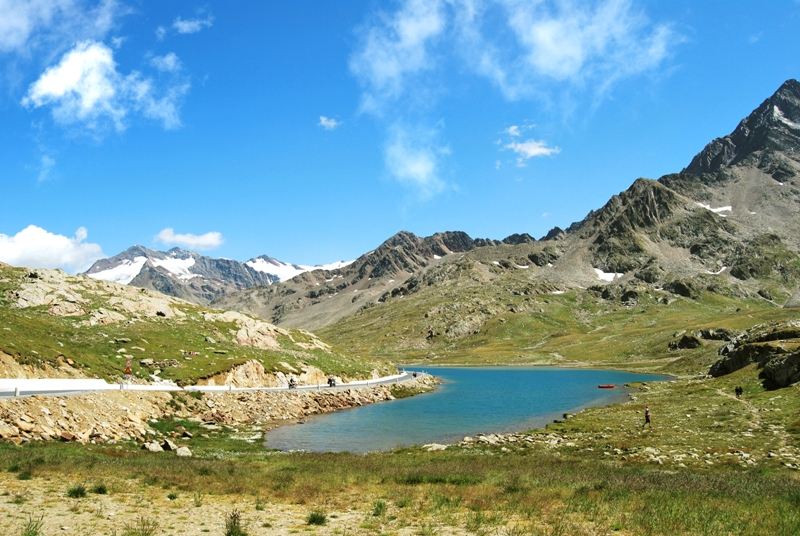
[263,367,670,453]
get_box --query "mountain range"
[88,80,800,335]
[84,246,352,305]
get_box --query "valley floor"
[1,365,799,536]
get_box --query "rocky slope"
[211,231,505,330]
[0,264,391,386]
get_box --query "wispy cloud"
[150,52,181,72]
[352,0,678,105]
[38,155,55,181]
[384,123,448,200]
[21,40,190,132]
[319,116,342,130]
[350,0,677,199]
[0,0,120,54]
[173,15,214,35]
[156,228,224,250]
[349,0,446,113]
[0,225,104,273]
[506,139,560,166]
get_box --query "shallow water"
[263,366,669,453]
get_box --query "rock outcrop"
[709,321,800,388]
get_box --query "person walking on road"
[643,406,652,428]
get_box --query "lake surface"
[263,367,670,453]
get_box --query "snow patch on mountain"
[696,202,732,214]
[594,268,624,282]
[774,105,800,129]
[152,256,200,280]
[87,256,147,285]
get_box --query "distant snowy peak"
[84,245,276,304]
[246,255,354,282]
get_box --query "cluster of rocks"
[438,429,800,470]
[195,381,429,424]
[0,391,168,445]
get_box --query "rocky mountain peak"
[684,79,800,175]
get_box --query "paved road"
[0,371,427,399]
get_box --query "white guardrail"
[0,371,422,399]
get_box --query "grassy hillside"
[319,258,798,376]
[0,265,391,383]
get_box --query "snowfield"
[246,257,354,282]
[87,256,147,285]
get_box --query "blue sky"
[1,0,800,272]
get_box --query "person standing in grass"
[643,406,651,428]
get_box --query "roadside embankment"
[0,375,436,445]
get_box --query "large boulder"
[760,353,800,389]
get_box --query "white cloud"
[172,15,214,34]
[155,26,166,41]
[0,225,104,273]
[156,228,224,251]
[0,0,119,54]
[319,116,342,130]
[384,123,447,199]
[349,0,446,112]
[150,52,181,72]
[505,125,521,136]
[506,139,560,166]
[21,40,189,131]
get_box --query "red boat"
[598,384,615,389]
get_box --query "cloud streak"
[156,228,224,250]
[0,225,104,273]
[21,40,189,132]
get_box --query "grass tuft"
[307,510,327,526]
[66,484,86,498]
[20,514,45,536]
[224,509,248,536]
[121,515,159,536]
